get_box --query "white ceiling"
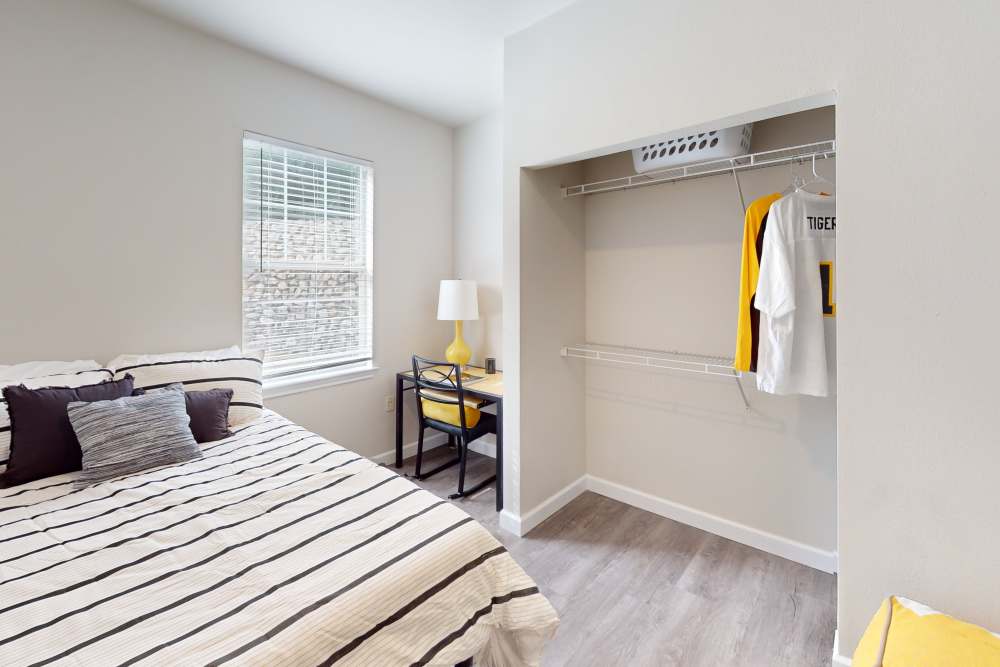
[131,0,577,126]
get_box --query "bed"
[0,411,558,666]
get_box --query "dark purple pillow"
[184,388,233,444]
[0,375,135,488]
[130,387,233,444]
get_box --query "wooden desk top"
[399,365,503,403]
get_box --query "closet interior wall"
[513,161,588,517]
[580,107,837,559]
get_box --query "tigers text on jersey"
[755,191,836,397]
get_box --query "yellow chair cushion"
[421,399,481,428]
[853,596,1000,666]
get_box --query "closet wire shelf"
[561,344,751,411]
[562,140,836,197]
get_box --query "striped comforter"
[0,412,558,666]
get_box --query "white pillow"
[108,348,263,427]
[0,361,112,473]
[105,346,241,370]
[0,360,103,385]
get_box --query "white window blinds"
[242,132,374,379]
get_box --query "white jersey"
[755,191,836,396]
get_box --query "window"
[242,132,374,380]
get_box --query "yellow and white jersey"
[755,191,836,397]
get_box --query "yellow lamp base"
[445,320,471,369]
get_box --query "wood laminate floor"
[397,445,837,667]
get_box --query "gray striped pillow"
[67,383,202,488]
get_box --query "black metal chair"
[411,355,497,500]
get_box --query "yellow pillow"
[421,399,481,428]
[853,596,1000,666]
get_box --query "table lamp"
[437,280,479,369]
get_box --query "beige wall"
[0,0,453,459]
[506,162,587,516]
[505,0,1000,653]
[453,110,503,366]
[583,109,837,554]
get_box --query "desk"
[395,366,503,511]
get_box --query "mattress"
[0,411,558,666]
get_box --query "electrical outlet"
[384,395,394,412]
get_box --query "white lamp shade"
[437,280,479,320]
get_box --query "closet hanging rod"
[560,343,750,411]
[562,139,835,197]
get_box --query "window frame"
[241,131,376,396]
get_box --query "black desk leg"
[394,374,404,468]
[495,399,503,512]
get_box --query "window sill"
[263,363,378,400]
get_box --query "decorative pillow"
[68,384,202,488]
[130,387,234,443]
[853,596,1000,665]
[0,361,110,474]
[108,348,263,426]
[185,388,234,443]
[0,375,134,487]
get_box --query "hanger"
[782,175,805,195]
[781,159,807,195]
[796,154,835,195]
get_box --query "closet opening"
[518,102,838,577]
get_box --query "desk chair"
[411,355,497,499]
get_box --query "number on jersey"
[819,261,836,317]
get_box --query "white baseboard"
[497,474,838,573]
[467,434,496,459]
[520,475,588,535]
[498,475,588,537]
[586,475,839,573]
[498,509,522,536]
[831,630,852,666]
[369,432,449,466]
[370,433,496,466]
[447,465,838,573]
